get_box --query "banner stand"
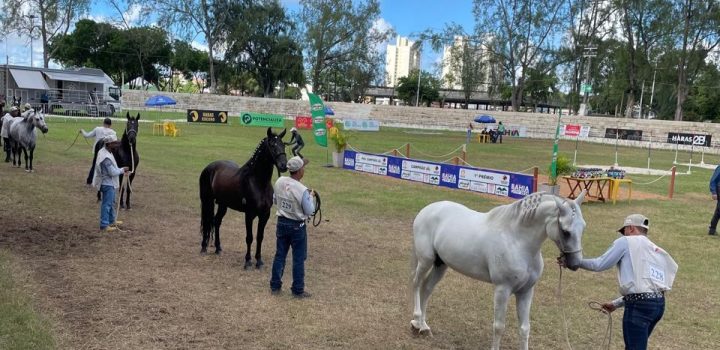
[323,147,333,168]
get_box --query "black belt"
[278,216,304,225]
[624,292,665,302]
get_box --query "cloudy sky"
[0,0,476,72]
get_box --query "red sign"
[295,116,312,129]
[564,124,581,137]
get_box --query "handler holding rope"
[81,118,116,186]
[559,214,678,350]
[92,134,129,232]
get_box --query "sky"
[0,0,477,73]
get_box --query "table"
[152,123,164,136]
[477,134,489,143]
[609,178,633,204]
[563,176,611,202]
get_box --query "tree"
[151,0,226,93]
[524,66,558,111]
[473,0,568,111]
[443,37,486,108]
[221,0,304,97]
[396,69,440,107]
[0,0,91,68]
[170,40,209,93]
[298,0,392,94]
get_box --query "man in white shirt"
[270,156,316,298]
[560,214,678,350]
[81,118,116,185]
[92,134,129,232]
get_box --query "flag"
[307,93,328,147]
[550,110,562,180]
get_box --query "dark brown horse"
[199,127,288,269]
[108,112,140,209]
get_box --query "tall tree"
[0,0,91,68]
[396,69,441,106]
[672,0,720,120]
[443,36,486,108]
[473,0,567,111]
[298,0,392,94]
[221,0,304,97]
[151,0,226,93]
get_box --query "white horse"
[410,191,586,350]
[9,109,49,172]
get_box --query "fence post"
[453,156,459,165]
[533,167,539,193]
[668,166,677,199]
[405,143,410,158]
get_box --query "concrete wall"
[122,90,720,153]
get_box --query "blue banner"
[342,150,535,199]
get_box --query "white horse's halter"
[554,198,583,255]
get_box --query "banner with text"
[560,124,591,138]
[307,93,328,147]
[343,119,380,131]
[187,109,228,123]
[666,132,712,146]
[487,125,528,137]
[239,112,285,127]
[342,150,534,199]
[295,116,313,129]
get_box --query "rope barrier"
[632,168,674,185]
[411,144,465,159]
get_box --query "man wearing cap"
[560,214,678,350]
[284,127,305,158]
[81,118,117,186]
[92,134,129,232]
[270,156,315,298]
[707,165,720,235]
[1,106,20,162]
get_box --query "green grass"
[2,111,719,348]
[0,252,54,350]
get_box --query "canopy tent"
[474,115,496,123]
[10,69,50,90]
[43,71,114,85]
[324,106,335,115]
[145,95,177,107]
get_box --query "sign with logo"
[605,128,643,141]
[187,109,228,123]
[487,125,527,137]
[239,112,285,127]
[307,93,328,147]
[295,116,313,129]
[666,132,712,146]
[342,150,534,199]
[344,118,380,131]
[581,84,592,93]
[561,124,591,138]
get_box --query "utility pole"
[639,80,645,119]
[579,46,596,116]
[649,61,658,118]
[413,40,422,107]
[26,14,36,67]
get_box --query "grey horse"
[8,109,49,172]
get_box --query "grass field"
[0,112,718,349]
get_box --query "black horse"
[199,127,288,269]
[99,112,140,208]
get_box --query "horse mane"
[244,137,269,168]
[487,192,556,224]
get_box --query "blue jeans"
[270,217,307,295]
[99,185,116,229]
[623,298,665,350]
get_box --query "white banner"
[343,119,380,131]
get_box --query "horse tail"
[199,164,216,238]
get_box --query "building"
[385,36,420,87]
[441,36,492,92]
[1,65,121,116]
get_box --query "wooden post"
[453,156,459,165]
[392,149,398,157]
[668,166,676,199]
[533,167,539,193]
[462,149,467,163]
[405,143,410,158]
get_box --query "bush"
[548,155,575,185]
[328,125,351,152]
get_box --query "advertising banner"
[666,132,712,147]
[342,150,534,199]
[487,125,527,137]
[605,128,643,140]
[343,118,380,131]
[561,124,591,138]
[307,93,328,147]
[187,109,228,123]
[239,112,285,127]
[295,116,313,129]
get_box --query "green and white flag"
[307,93,328,147]
[550,110,562,180]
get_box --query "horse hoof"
[244,260,253,269]
[200,248,207,255]
[255,260,264,269]
[215,249,222,255]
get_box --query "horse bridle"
[555,199,583,255]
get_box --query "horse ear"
[279,128,287,139]
[126,111,131,119]
[136,113,140,121]
[574,189,586,205]
[266,127,272,138]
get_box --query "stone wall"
[122,90,720,154]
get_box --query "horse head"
[548,190,586,270]
[125,112,140,144]
[266,127,288,173]
[23,109,49,134]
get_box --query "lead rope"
[311,190,322,227]
[558,266,614,350]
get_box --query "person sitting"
[489,128,498,143]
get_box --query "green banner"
[550,110,562,180]
[239,112,285,127]
[307,93,328,147]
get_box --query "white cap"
[102,134,118,144]
[291,127,297,132]
[287,156,308,172]
[618,214,649,234]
